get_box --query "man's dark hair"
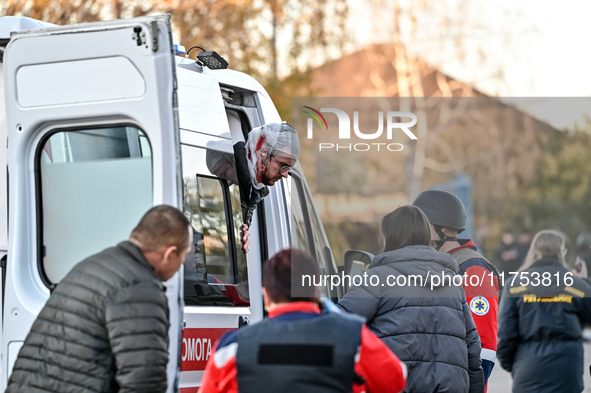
[263,249,319,303]
[130,205,190,253]
[380,205,431,252]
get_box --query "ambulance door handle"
[238,316,249,328]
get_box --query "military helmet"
[412,190,466,233]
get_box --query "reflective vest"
[236,312,363,393]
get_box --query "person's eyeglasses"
[270,154,292,174]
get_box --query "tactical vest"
[452,247,502,293]
[236,312,363,393]
[452,247,501,277]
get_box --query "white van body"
[0,14,338,393]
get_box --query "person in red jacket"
[200,249,406,393]
[414,190,499,390]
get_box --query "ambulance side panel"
[0,57,7,387]
[0,61,6,257]
[174,60,260,391]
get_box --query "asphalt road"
[487,329,591,392]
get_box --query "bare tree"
[2,0,349,119]
[357,0,537,202]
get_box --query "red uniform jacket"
[450,240,499,386]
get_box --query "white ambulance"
[0,14,340,392]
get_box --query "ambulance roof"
[0,16,56,40]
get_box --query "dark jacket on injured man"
[337,245,485,393]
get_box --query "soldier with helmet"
[413,190,500,389]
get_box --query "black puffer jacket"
[7,241,170,393]
[337,245,484,393]
[497,258,591,393]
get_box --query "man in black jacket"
[6,205,192,393]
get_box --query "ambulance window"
[181,144,249,307]
[288,174,335,298]
[288,175,313,254]
[303,190,330,274]
[38,126,152,285]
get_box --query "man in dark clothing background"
[6,205,192,393]
[493,231,522,275]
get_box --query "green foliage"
[518,129,591,244]
[323,221,380,266]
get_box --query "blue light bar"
[174,44,186,56]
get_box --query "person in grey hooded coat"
[338,205,484,393]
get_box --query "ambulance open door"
[1,15,182,393]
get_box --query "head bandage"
[245,123,300,189]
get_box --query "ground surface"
[487,329,591,392]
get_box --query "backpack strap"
[452,248,501,278]
[452,248,503,295]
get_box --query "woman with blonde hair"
[497,230,591,393]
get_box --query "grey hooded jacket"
[6,241,170,393]
[337,245,484,393]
